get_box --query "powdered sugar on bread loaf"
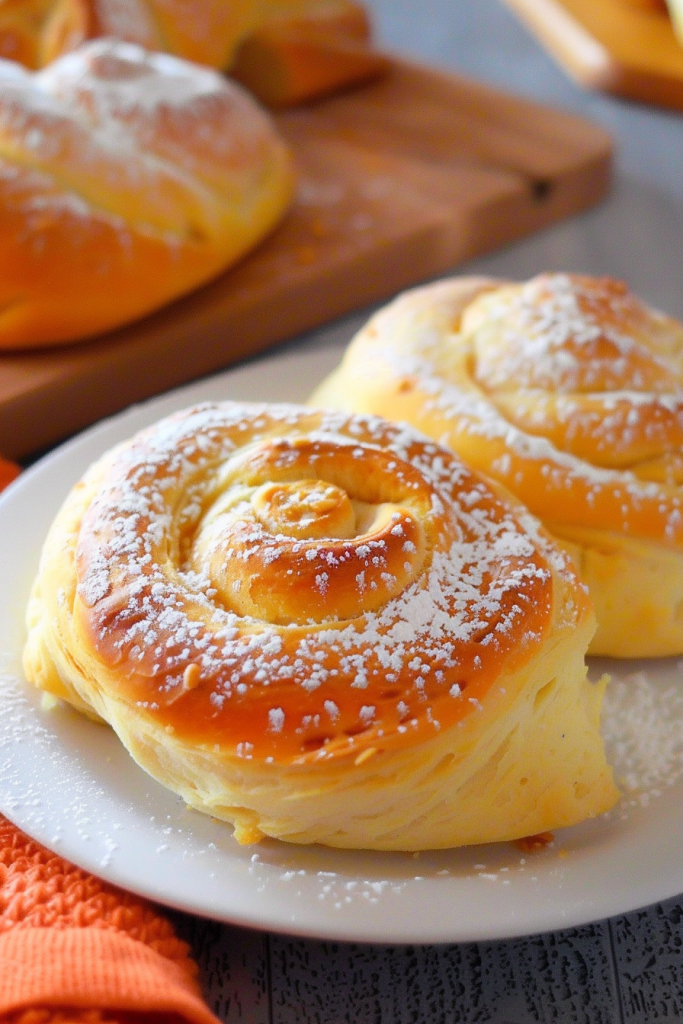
[1,40,284,235]
[0,38,293,347]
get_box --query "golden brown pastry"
[0,0,264,70]
[24,400,617,849]
[0,0,375,73]
[619,0,668,10]
[230,0,391,107]
[312,273,683,658]
[0,0,88,69]
[0,38,293,349]
[0,0,388,111]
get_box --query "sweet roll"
[23,401,617,848]
[312,273,683,657]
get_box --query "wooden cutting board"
[503,0,683,110]
[0,57,612,461]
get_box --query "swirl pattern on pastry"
[0,38,293,348]
[24,401,617,848]
[312,272,683,657]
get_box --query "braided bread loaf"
[0,38,293,348]
[313,273,683,657]
[24,401,617,849]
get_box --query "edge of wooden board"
[503,0,683,110]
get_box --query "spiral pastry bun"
[0,38,293,348]
[24,401,617,849]
[312,273,683,658]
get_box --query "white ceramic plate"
[2,342,683,944]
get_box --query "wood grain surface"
[175,893,683,1023]
[0,58,611,460]
[503,0,683,110]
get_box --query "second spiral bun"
[312,273,683,657]
[24,401,616,849]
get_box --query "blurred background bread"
[230,0,390,106]
[0,37,294,349]
[0,1,391,349]
[0,0,270,71]
[0,0,389,104]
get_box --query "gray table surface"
[157,2,683,1019]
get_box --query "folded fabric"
[0,815,220,1024]
[0,464,219,1024]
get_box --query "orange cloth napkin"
[0,457,20,491]
[0,815,221,1024]
[0,459,220,1024]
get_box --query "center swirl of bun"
[190,437,428,625]
[252,480,356,539]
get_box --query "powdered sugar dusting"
[470,273,678,392]
[603,668,683,801]
[69,401,561,763]
[3,38,282,236]
[341,273,683,543]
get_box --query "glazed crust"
[24,401,617,848]
[0,38,293,348]
[312,273,683,657]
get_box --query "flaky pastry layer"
[312,273,683,657]
[24,401,616,848]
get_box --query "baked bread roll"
[24,400,617,849]
[0,0,374,74]
[0,0,264,70]
[0,38,293,348]
[312,273,683,658]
